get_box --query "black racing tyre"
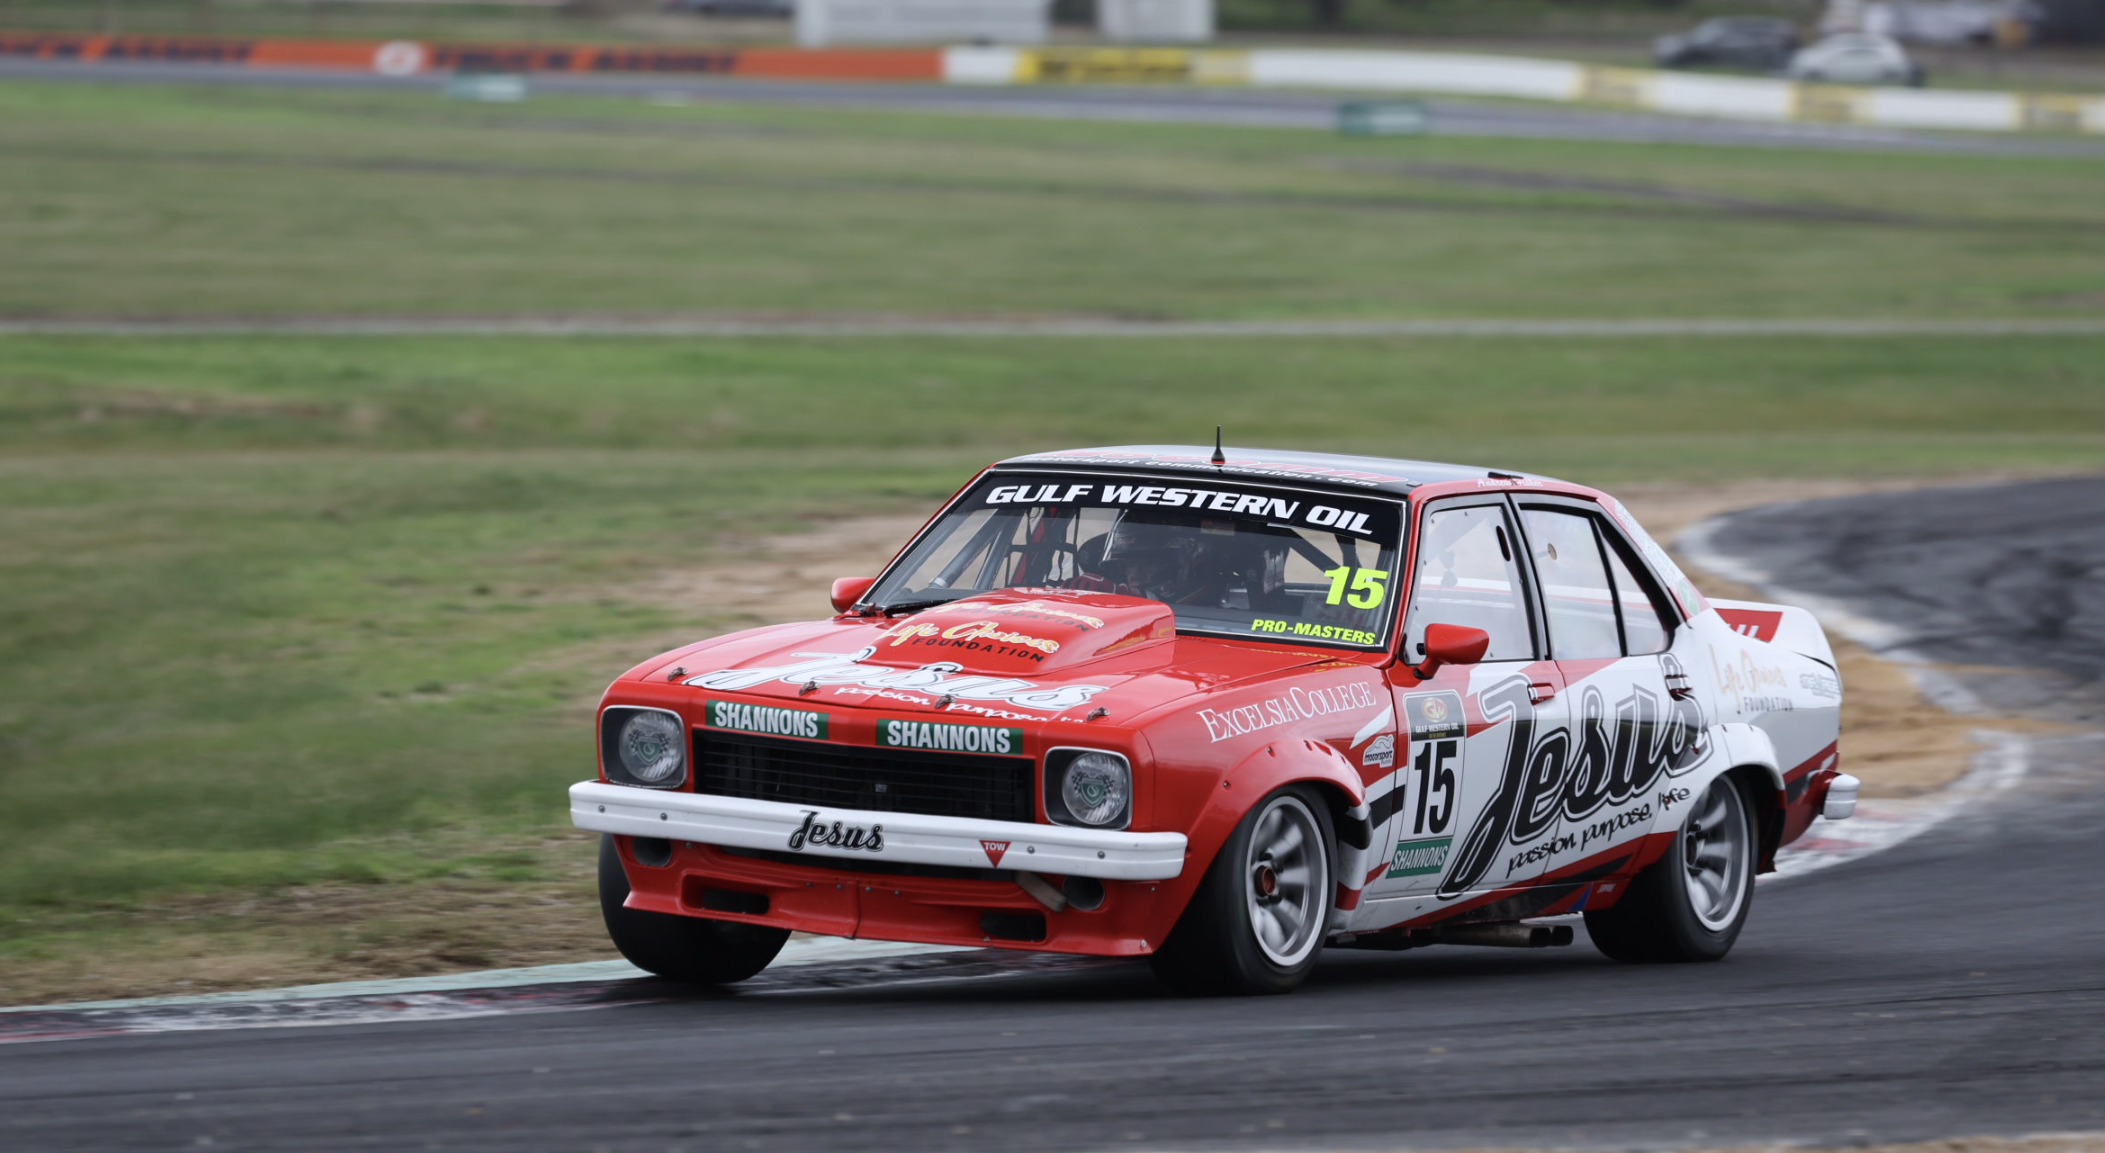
[597,835,789,984]
[1149,786,1335,996]
[1584,775,1756,963]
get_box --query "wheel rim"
[1244,794,1328,967]
[1681,778,1750,932]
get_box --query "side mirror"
[1412,623,1490,681]
[830,576,877,615]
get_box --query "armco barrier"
[5,31,2099,135]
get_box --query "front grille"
[694,730,1034,823]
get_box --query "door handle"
[1665,672,1695,700]
[1528,681,1557,704]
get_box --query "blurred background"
[2,0,2102,1008]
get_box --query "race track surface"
[5,478,2103,1151]
[7,57,2105,157]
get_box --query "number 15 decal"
[1410,739,1457,835]
[1320,566,1390,610]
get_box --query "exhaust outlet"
[1430,922,1574,949]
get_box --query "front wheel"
[597,835,789,984]
[1584,775,1756,963]
[1149,787,1335,996]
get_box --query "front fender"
[1140,739,1368,951]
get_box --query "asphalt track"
[7,56,2105,158]
[4,477,2103,1151]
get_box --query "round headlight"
[618,710,684,784]
[1060,752,1129,827]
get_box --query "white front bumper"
[569,780,1189,881]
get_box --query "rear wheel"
[1149,787,1334,996]
[1584,775,1755,962]
[597,835,789,984]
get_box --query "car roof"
[993,445,1566,497]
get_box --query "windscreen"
[866,472,1408,650]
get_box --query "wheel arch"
[1666,725,1788,875]
[1140,739,1368,950]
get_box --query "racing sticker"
[688,647,1106,711]
[1386,836,1453,879]
[977,479,1402,541]
[1391,690,1466,864]
[876,719,1024,755]
[1362,733,1396,770]
[1196,681,1382,743]
[1403,690,1466,741]
[704,699,828,740]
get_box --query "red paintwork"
[598,458,1832,957]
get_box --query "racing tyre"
[597,835,789,984]
[1149,786,1334,996]
[1584,775,1755,963]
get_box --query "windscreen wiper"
[867,596,960,617]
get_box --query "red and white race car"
[571,446,1855,994]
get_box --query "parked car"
[573,445,1855,995]
[1788,32,1926,85]
[1654,16,1802,70]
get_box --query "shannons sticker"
[688,647,1107,711]
[878,719,1023,755]
[1387,836,1452,879]
[705,699,828,740]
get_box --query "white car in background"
[1787,33,1927,86]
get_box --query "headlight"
[1046,749,1131,829]
[601,707,686,788]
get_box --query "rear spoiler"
[1709,598,1837,668]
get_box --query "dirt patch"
[1620,477,2007,799]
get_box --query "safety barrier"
[4,31,2099,135]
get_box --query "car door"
[1504,498,1704,895]
[1363,495,1569,909]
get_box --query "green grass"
[5,81,2105,322]
[1,76,2102,999]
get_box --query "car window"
[1519,508,1621,661]
[1604,538,1673,656]
[1403,503,1534,662]
[867,472,1406,650]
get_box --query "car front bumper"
[569,780,1189,880]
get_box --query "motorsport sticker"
[977,478,1402,541]
[704,699,828,740]
[877,719,1025,756]
[1402,690,1465,740]
[980,839,1011,866]
[1387,836,1453,879]
[687,647,1107,712]
[1363,733,1396,770]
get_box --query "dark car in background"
[1654,16,1803,71]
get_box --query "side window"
[1404,503,1535,662]
[1603,535,1674,655]
[1519,508,1622,661]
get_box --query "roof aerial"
[997,445,1553,496]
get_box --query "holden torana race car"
[572,445,1856,994]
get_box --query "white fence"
[941,45,2105,136]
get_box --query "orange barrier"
[0,31,940,81]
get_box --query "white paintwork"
[569,780,1188,880]
[1098,0,1213,43]
[941,46,1026,84]
[1246,50,1582,101]
[798,0,1049,47]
